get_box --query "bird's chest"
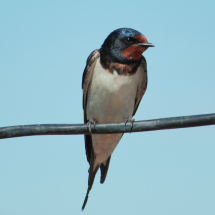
[87,60,140,123]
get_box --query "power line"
[0,113,215,140]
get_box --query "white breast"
[87,58,142,123]
[86,58,143,169]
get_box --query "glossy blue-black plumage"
[100,28,143,64]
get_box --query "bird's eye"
[124,37,134,44]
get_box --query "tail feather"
[100,156,111,184]
[82,150,99,210]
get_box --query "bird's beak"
[135,42,155,47]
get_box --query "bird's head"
[101,28,154,64]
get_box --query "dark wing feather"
[82,49,100,163]
[132,56,148,116]
[82,50,100,210]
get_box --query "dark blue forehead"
[113,28,142,38]
[102,28,142,49]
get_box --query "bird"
[81,28,154,210]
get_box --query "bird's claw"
[125,118,128,126]
[125,118,135,133]
[87,120,96,133]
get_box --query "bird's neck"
[99,49,142,76]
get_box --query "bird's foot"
[125,118,135,133]
[87,119,96,133]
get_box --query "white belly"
[87,59,141,122]
[86,58,142,168]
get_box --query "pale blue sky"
[0,0,215,214]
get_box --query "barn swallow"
[82,28,154,210]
